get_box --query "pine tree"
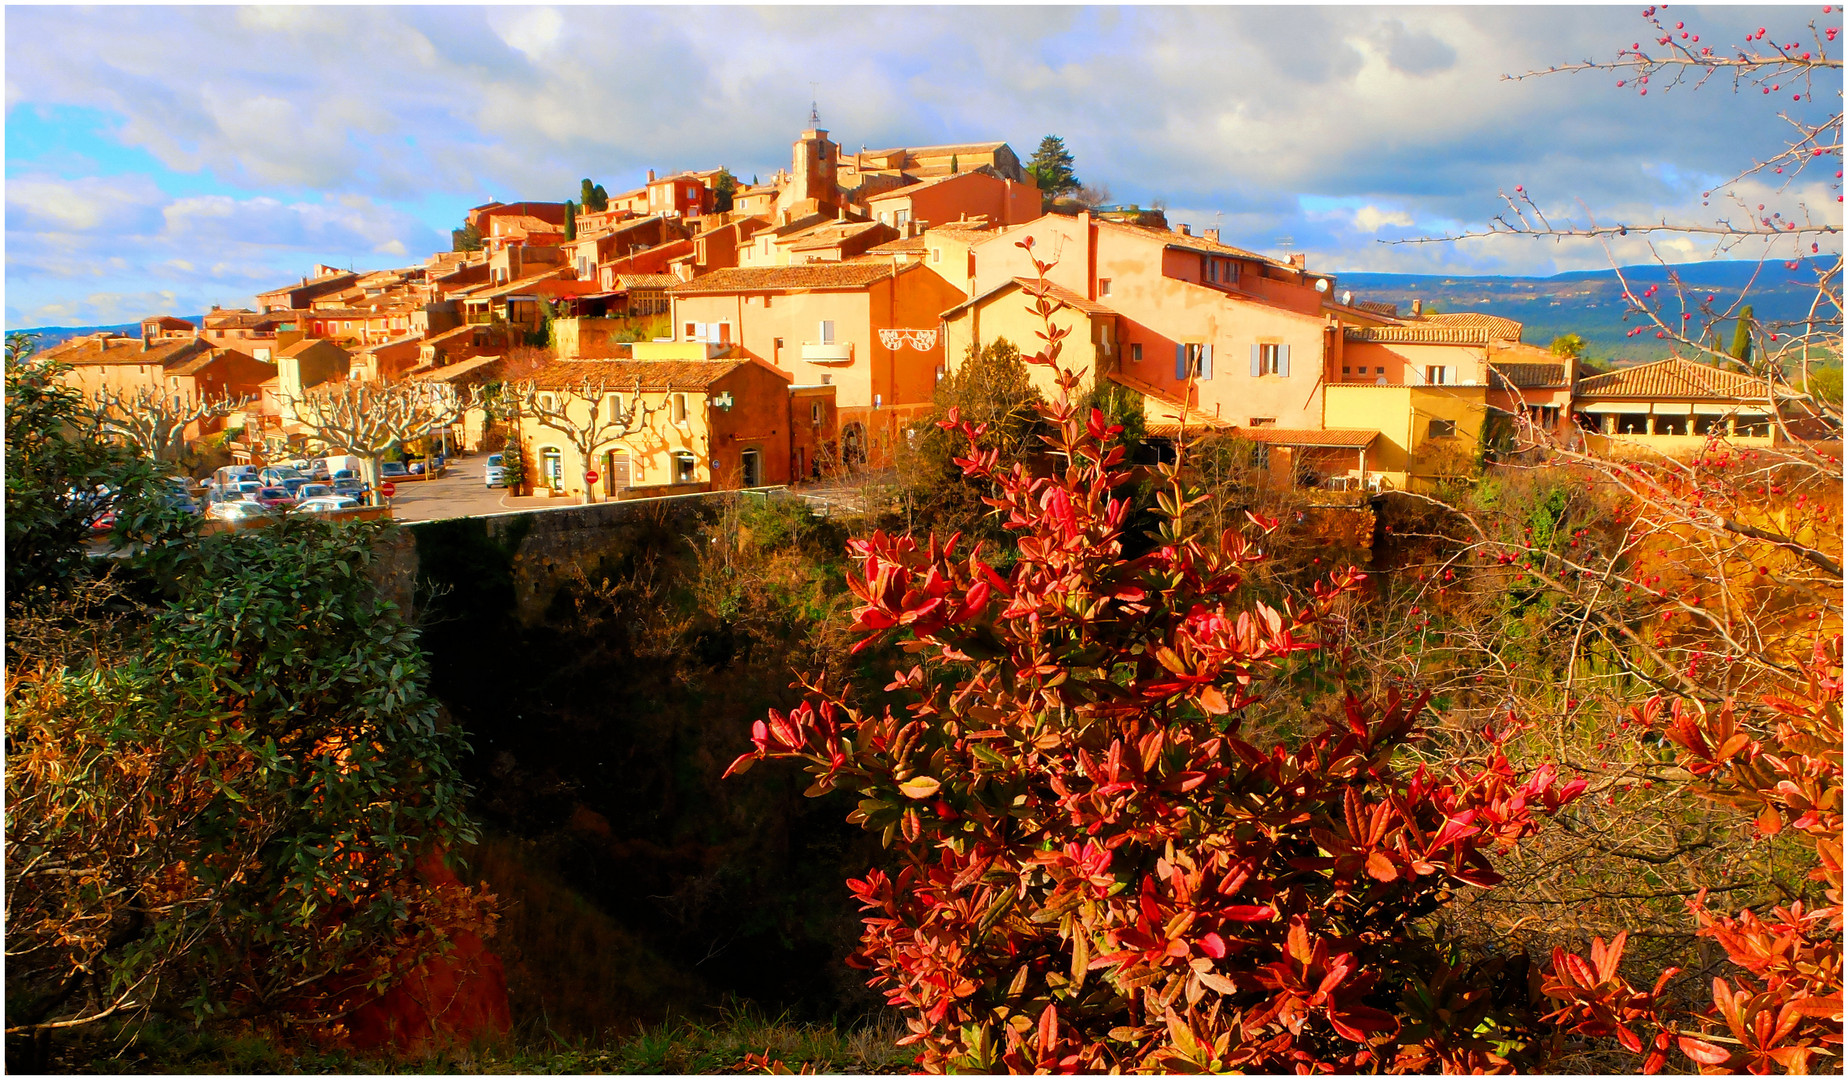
[713,169,738,213]
[1026,135,1080,200]
[950,154,959,174]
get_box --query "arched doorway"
[841,421,867,469]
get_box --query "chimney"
[647,169,656,182]
[1288,253,1307,270]
[1411,299,1423,316]
[1204,228,1220,244]
[1178,223,1191,236]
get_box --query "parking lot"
[383,455,527,523]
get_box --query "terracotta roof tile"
[1422,311,1524,339]
[1237,427,1380,448]
[668,263,898,293]
[1576,356,1786,400]
[530,358,753,391]
[1488,362,1571,389]
[1345,324,1501,345]
[168,347,268,377]
[41,335,209,368]
[787,221,887,251]
[1098,218,1273,263]
[1106,371,1232,437]
[613,273,680,290]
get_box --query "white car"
[294,495,361,514]
[484,452,506,488]
[205,499,274,523]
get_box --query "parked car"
[212,465,258,491]
[259,466,306,486]
[236,480,265,499]
[331,478,368,500]
[380,461,409,479]
[205,500,274,524]
[312,455,361,481]
[332,469,358,481]
[484,453,505,488]
[280,477,315,496]
[297,483,335,500]
[253,486,297,511]
[295,495,361,514]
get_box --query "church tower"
[779,99,839,216]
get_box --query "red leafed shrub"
[727,245,1589,1073]
[1541,636,1843,1074]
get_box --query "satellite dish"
[1314,278,1329,294]
[1341,289,1353,306]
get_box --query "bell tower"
[780,98,839,215]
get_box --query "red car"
[253,486,298,511]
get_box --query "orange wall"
[1341,341,1485,386]
[708,361,796,487]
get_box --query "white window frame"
[1425,365,1450,385]
[818,320,835,345]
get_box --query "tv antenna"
[808,83,820,126]
[1275,236,1295,252]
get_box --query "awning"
[1580,401,1649,414]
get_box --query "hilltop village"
[36,121,1806,502]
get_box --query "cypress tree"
[564,201,577,242]
[1731,305,1754,366]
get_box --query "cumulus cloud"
[6,2,1839,324]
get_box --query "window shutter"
[1176,343,1187,381]
[820,320,835,344]
[1200,344,1213,380]
[1279,344,1291,378]
[1250,344,1262,378]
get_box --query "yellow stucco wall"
[943,286,1108,402]
[1323,384,1486,490]
[520,387,715,498]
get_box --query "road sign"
[379,482,397,498]
[584,469,600,485]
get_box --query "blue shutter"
[1279,344,1291,378]
[1200,344,1213,380]
[1176,343,1187,381]
[1250,344,1262,377]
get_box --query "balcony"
[801,341,854,364]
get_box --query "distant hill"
[1332,259,1832,365]
[9,318,208,351]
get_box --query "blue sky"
[5,4,1838,328]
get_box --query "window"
[740,448,763,487]
[1736,414,1771,437]
[540,446,564,489]
[672,393,688,424]
[1130,342,1143,364]
[1652,414,1688,436]
[820,374,832,385]
[895,209,910,227]
[537,392,558,412]
[602,393,622,417]
[811,401,823,426]
[818,320,835,345]
[684,322,698,339]
[774,337,784,351]
[931,247,942,263]
[1252,343,1286,377]
[1249,417,1276,427]
[1375,366,1386,375]
[1694,413,1726,435]
[1204,258,1216,282]
[1428,419,1457,438]
[1425,365,1450,385]
[673,451,697,483]
[1342,366,1352,375]
[762,294,772,308]
[1098,278,1112,296]
[1176,343,1213,380]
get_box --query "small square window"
[1428,419,1457,438]
[1131,343,1143,363]
[1249,417,1276,427]
[1375,367,1386,375]
[1098,278,1112,296]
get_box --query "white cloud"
[1353,206,1416,233]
